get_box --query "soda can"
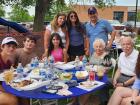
[89,70,95,81]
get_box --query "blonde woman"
[44,13,69,54]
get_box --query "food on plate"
[4,70,14,84]
[75,71,88,80]
[80,81,98,88]
[32,68,40,75]
[11,80,33,87]
[60,72,72,80]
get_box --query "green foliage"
[8,5,33,22]
[45,0,72,21]
[0,0,36,7]
[0,5,5,17]
[68,0,115,8]
[137,11,140,22]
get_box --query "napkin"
[57,89,72,96]
[76,81,105,91]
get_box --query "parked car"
[108,20,125,32]
[122,21,140,31]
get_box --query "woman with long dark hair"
[66,11,87,61]
[44,33,67,62]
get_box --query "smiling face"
[69,13,77,23]
[23,38,36,50]
[94,42,105,56]
[1,44,17,56]
[88,12,98,23]
[93,39,105,56]
[57,15,66,26]
[52,36,60,48]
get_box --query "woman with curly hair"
[44,13,69,54]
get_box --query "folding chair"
[110,58,117,78]
[41,99,58,105]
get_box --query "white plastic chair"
[110,58,117,78]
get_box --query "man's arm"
[124,76,136,87]
[85,36,90,56]
[107,31,116,48]
[113,68,121,87]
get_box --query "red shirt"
[0,54,12,73]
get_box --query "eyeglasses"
[70,15,76,18]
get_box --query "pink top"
[51,48,63,62]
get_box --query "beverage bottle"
[49,55,55,69]
[16,63,24,79]
[89,70,95,81]
[82,55,87,70]
[16,63,23,73]
[44,57,48,68]
[34,57,39,67]
[75,56,80,70]
[39,68,47,79]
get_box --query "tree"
[45,0,72,21]
[0,0,115,32]
[0,5,5,17]
[137,11,140,22]
[8,5,33,22]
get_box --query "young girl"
[44,33,67,62]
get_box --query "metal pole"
[135,0,138,28]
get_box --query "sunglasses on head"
[70,14,76,18]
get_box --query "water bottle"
[16,63,23,73]
[44,57,48,68]
[75,56,80,70]
[16,63,24,79]
[34,57,39,67]
[82,55,87,70]
[49,55,55,69]
[46,68,54,80]
[39,68,47,79]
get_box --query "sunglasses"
[88,11,96,15]
[70,15,76,18]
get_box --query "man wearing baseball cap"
[0,37,18,105]
[85,6,116,55]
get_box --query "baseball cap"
[1,37,18,46]
[88,6,97,14]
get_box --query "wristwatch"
[131,100,135,105]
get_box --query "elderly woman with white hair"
[89,38,107,65]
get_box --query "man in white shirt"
[113,35,139,87]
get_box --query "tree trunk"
[33,0,52,32]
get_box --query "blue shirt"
[85,19,113,54]
[132,78,140,90]
[69,26,84,46]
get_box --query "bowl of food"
[60,72,72,81]
[75,71,88,80]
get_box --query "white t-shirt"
[118,49,139,76]
[46,25,66,45]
